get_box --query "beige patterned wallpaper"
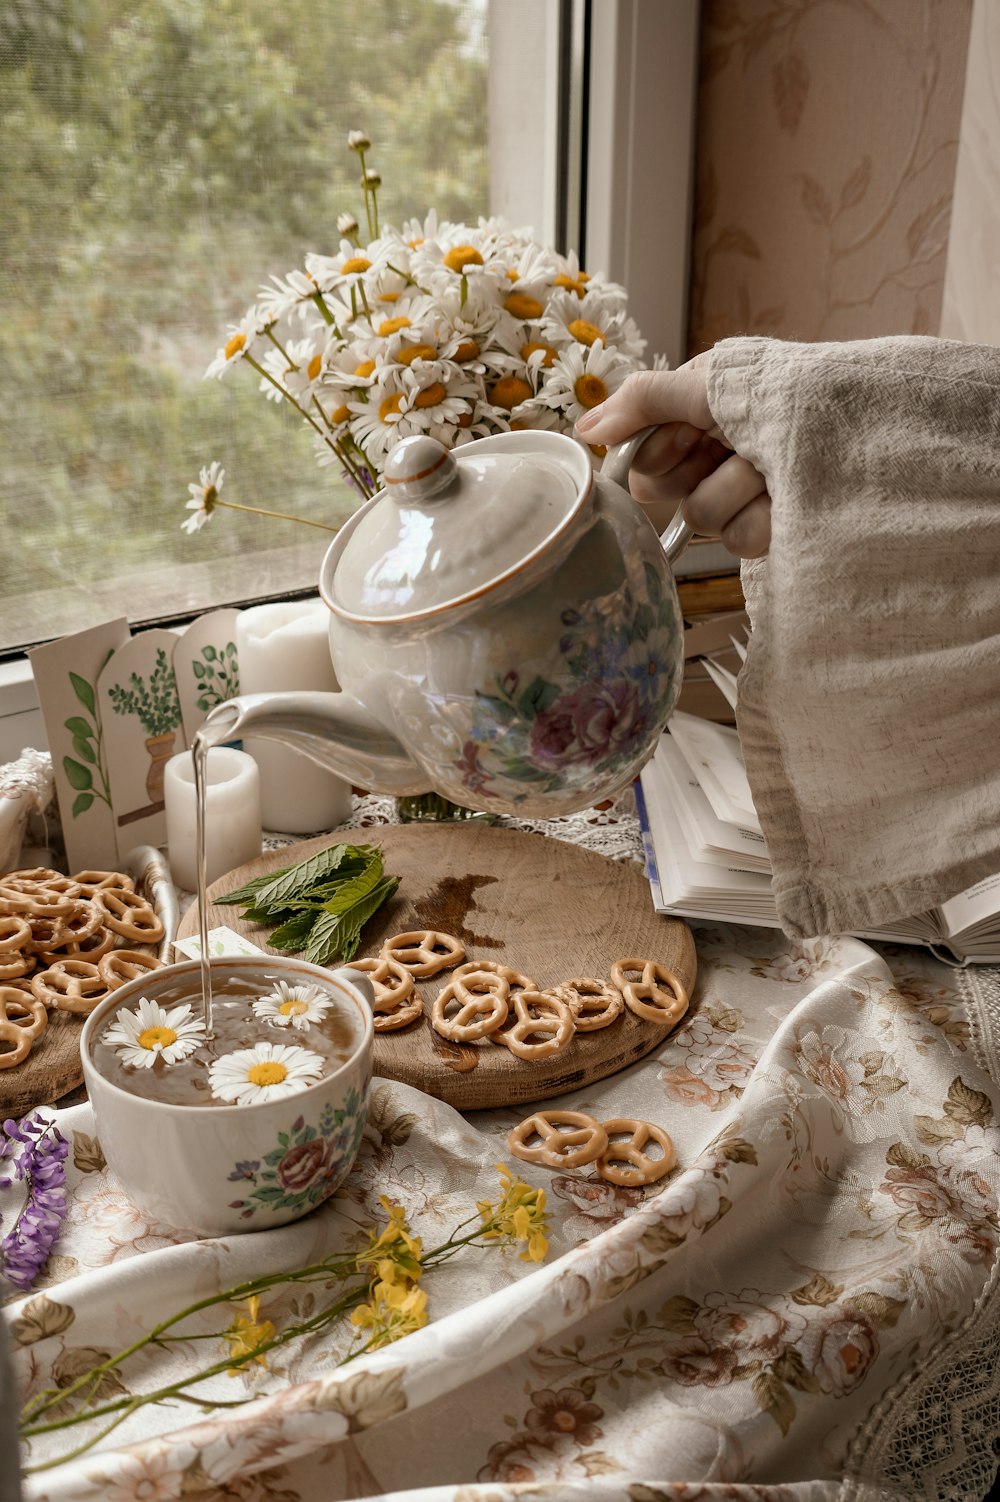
[688,0,973,357]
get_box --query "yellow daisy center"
[574,373,608,409]
[330,403,350,425]
[354,360,377,378]
[247,1061,288,1087]
[397,343,437,367]
[443,245,483,273]
[453,339,480,363]
[505,268,519,282]
[520,341,558,368]
[307,354,322,381]
[379,290,401,303]
[505,292,544,320]
[413,381,447,409]
[568,318,605,346]
[491,375,533,410]
[554,273,587,298]
[278,999,309,1016]
[457,412,474,428]
[138,1025,177,1051]
[408,236,424,248]
[378,316,412,337]
[224,333,246,361]
[379,393,404,421]
[341,256,372,275]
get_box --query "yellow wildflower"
[357,1198,424,1281]
[477,1165,550,1263]
[221,1295,275,1375]
[350,1275,428,1349]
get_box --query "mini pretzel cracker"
[0,880,76,919]
[453,959,538,993]
[73,870,135,896]
[497,989,574,1060]
[0,915,31,953]
[381,929,465,978]
[55,925,116,964]
[350,955,415,1006]
[98,949,165,990]
[0,950,32,982]
[552,977,623,1032]
[54,898,105,947]
[611,958,690,1029]
[0,986,48,1068]
[596,1118,676,1186]
[373,996,424,1032]
[31,959,107,1015]
[508,1109,609,1170]
[98,888,165,943]
[432,971,509,1041]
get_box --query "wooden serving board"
[177,824,696,1112]
[1,1011,90,1120]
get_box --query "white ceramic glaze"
[199,428,691,818]
[80,956,375,1238]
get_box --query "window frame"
[0,0,699,764]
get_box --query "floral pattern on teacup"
[226,1091,366,1220]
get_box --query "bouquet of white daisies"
[183,130,656,535]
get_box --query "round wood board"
[177,823,696,1111]
[1,1010,89,1120]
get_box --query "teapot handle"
[603,424,694,566]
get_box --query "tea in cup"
[80,955,374,1237]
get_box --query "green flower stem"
[357,148,374,239]
[242,354,329,443]
[311,292,338,330]
[264,328,296,366]
[19,1205,535,1472]
[214,497,338,533]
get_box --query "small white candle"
[236,598,353,834]
[164,748,262,892]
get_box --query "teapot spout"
[199,692,432,796]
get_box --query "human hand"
[575,353,771,558]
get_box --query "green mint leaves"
[219,842,398,965]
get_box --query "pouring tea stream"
[199,428,692,821]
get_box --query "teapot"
[200,428,693,818]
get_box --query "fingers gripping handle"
[602,424,694,566]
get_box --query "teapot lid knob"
[383,435,458,503]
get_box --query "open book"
[637,711,1000,965]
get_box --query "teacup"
[80,955,374,1238]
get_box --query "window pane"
[0,0,489,652]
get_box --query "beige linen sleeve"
[706,334,1000,939]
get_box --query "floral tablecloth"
[4,792,1000,1502]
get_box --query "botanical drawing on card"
[97,630,186,852]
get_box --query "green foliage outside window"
[0,0,488,649]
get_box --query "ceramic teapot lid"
[327,430,592,622]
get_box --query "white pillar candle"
[164,748,262,892]
[235,598,353,834]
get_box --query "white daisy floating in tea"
[208,1041,324,1106]
[102,996,206,1069]
[251,979,333,1032]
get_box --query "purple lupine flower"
[0,1112,70,1292]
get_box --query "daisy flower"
[208,1041,324,1105]
[204,307,266,380]
[251,980,334,1032]
[102,996,206,1069]
[541,340,634,425]
[182,461,225,534]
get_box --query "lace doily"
[263,786,646,870]
[842,963,1000,1501]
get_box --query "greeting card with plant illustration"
[96,628,186,850]
[28,618,131,870]
[172,608,241,744]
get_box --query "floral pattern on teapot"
[450,561,681,805]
